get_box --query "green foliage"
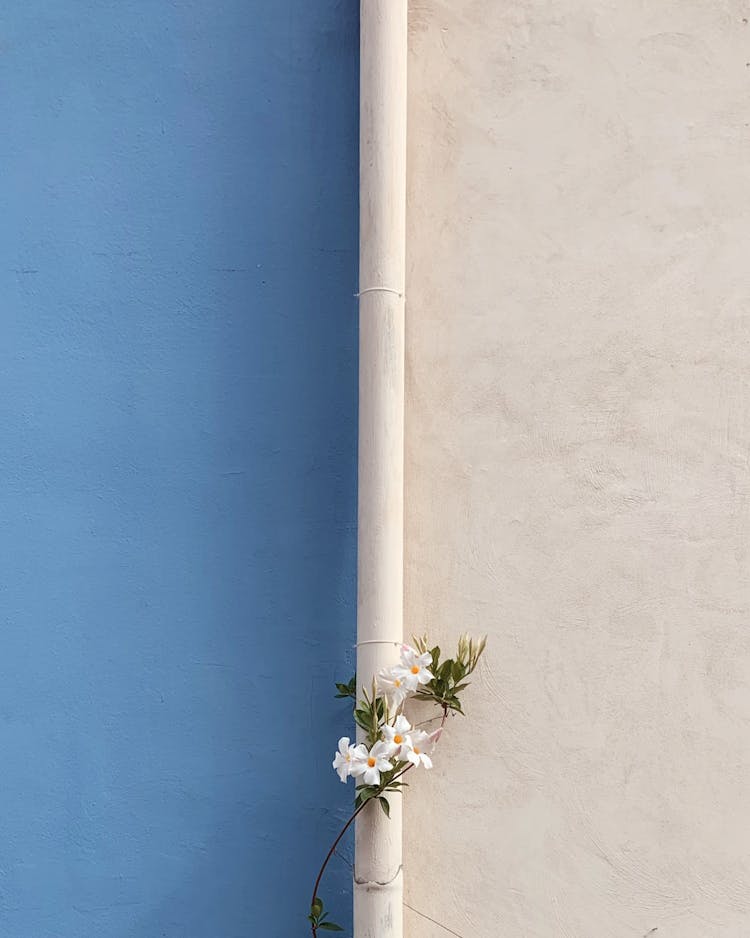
[352,682,387,748]
[308,897,344,934]
[334,674,357,700]
[353,784,379,808]
[353,764,408,810]
[412,633,487,715]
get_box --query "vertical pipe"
[355,3,407,938]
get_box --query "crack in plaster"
[404,902,466,938]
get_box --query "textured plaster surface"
[404,2,750,936]
[0,2,358,935]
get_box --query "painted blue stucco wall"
[0,3,358,935]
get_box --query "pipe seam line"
[355,287,404,298]
[354,865,404,888]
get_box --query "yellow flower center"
[410,665,420,675]
[413,747,420,755]
[394,734,403,744]
[394,679,402,687]
[367,757,377,768]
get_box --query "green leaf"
[355,785,379,807]
[452,682,470,693]
[353,709,370,731]
[378,797,391,818]
[430,646,441,670]
[334,679,357,700]
[311,898,324,918]
[318,923,345,932]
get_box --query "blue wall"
[0,3,358,935]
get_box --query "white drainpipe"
[355,3,407,938]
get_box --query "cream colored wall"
[403,2,750,936]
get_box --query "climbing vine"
[308,634,487,935]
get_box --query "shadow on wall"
[0,2,358,936]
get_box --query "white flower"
[332,737,365,783]
[381,715,413,758]
[350,740,394,786]
[393,644,434,691]
[403,729,436,769]
[377,667,412,706]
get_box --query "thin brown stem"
[310,798,369,937]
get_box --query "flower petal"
[364,767,380,786]
[401,673,420,691]
[399,646,418,668]
[394,714,412,734]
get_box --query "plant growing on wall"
[308,634,487,935]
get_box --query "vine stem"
[310,706,449,937]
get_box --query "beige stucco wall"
[403,2,750,935]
